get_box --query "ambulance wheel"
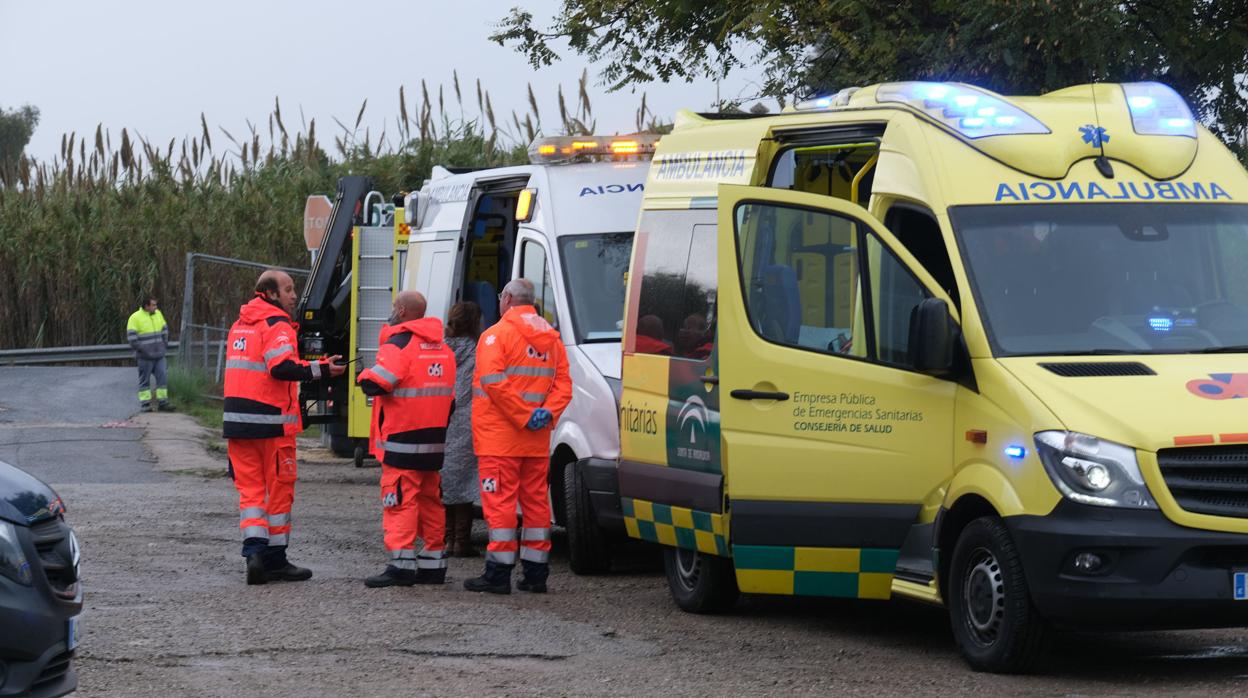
[353,445,366,468]
[564,461,611,575]
[948,517,1049,673]
[663,546,739,614]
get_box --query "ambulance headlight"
[876,82,1050,139]
[1035,431,1156,509]
[1122,82,1197,138]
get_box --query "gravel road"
[4,367,1248,696]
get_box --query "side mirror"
[908,298,958,376]
[404,192,422,226]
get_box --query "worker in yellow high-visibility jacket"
[126,295,171,412]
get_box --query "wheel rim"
[674,547,701,591]
[961,547,1006,647]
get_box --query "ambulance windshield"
[951,203,1248,356]
[558,232,634,343]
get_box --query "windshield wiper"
[1190,345,1248,354]
[1035,349,1140,357]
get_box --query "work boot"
[443,507,457,556]
[414,567,447,585]
[265,562,313,582]
[365,566,416,588]
[157,402,175,412]
[140,404,153,413]
[463,561,512,594]
[245,553,267,586]
[452,504,478,557]
[517,560,549,593]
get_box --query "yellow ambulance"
[612,82,1248,672]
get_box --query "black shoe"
[140,404,153,413]
[516,578,547,593]
[265,562,313,582]
[463,575,511,594]
[246,553,267,585]
[365,566,416,588]
[414,567,447,585]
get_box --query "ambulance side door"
[717,184,958,599]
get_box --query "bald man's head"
[256,269,298,315]
[389,290,428,325]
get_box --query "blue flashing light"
[814,97,832,109]
[876,82,1050,139]
[1148,316,1174,332]
[1122,83,1197,138]
[1005,445,1027,459]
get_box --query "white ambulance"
[400,136,656,571]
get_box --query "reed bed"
[0,72,652,349]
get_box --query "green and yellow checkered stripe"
[732,545,899,600]
[622,497,729,557]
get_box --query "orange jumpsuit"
[223,295,331,559]
[358,317,456,573]
[471,305,572,571]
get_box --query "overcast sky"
[0,1,771,164]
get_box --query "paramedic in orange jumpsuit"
[224,270,344,585]
[357,291,457,587]
[463,279,573,594]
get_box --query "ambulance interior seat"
[756,264,801,344]
[467,280,500,326]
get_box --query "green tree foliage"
[0,104,40,175]
[493,1,1248,159]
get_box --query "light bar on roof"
[1122,82,1197,138]
[876,82,1050,139]
[528,134,659,164]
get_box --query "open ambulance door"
[715,184,960,600]
[449,175,531,326]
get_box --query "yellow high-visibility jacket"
[126,309,168,360]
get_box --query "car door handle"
[701,375,719,385]
[730,389,790,401]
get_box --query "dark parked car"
[0,460,81,697]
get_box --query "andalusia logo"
[674,395,713,463]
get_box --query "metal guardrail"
[0,342,181,365]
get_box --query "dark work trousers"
[136,356,169,408]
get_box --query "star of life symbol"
[1080,124,1110,148]
[485,335,497,346]
[481,477,497,493]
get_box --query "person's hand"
[325,355,346,378]
[525,408,552,430]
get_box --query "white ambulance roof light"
[876,82,1050,139]
[1122,82,1197,138]
[528,134,659,164]
[795,87,860,111]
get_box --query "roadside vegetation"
[0,73,656,351]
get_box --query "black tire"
[564,461,612,575]
[329,434,355,458]
[947,517,1049,673]
[353,444,367,468]
[663,545,739,614]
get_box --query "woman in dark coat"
[442,302,482,556]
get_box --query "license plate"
[67,615,80,650]
[1234,572,1248,601]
